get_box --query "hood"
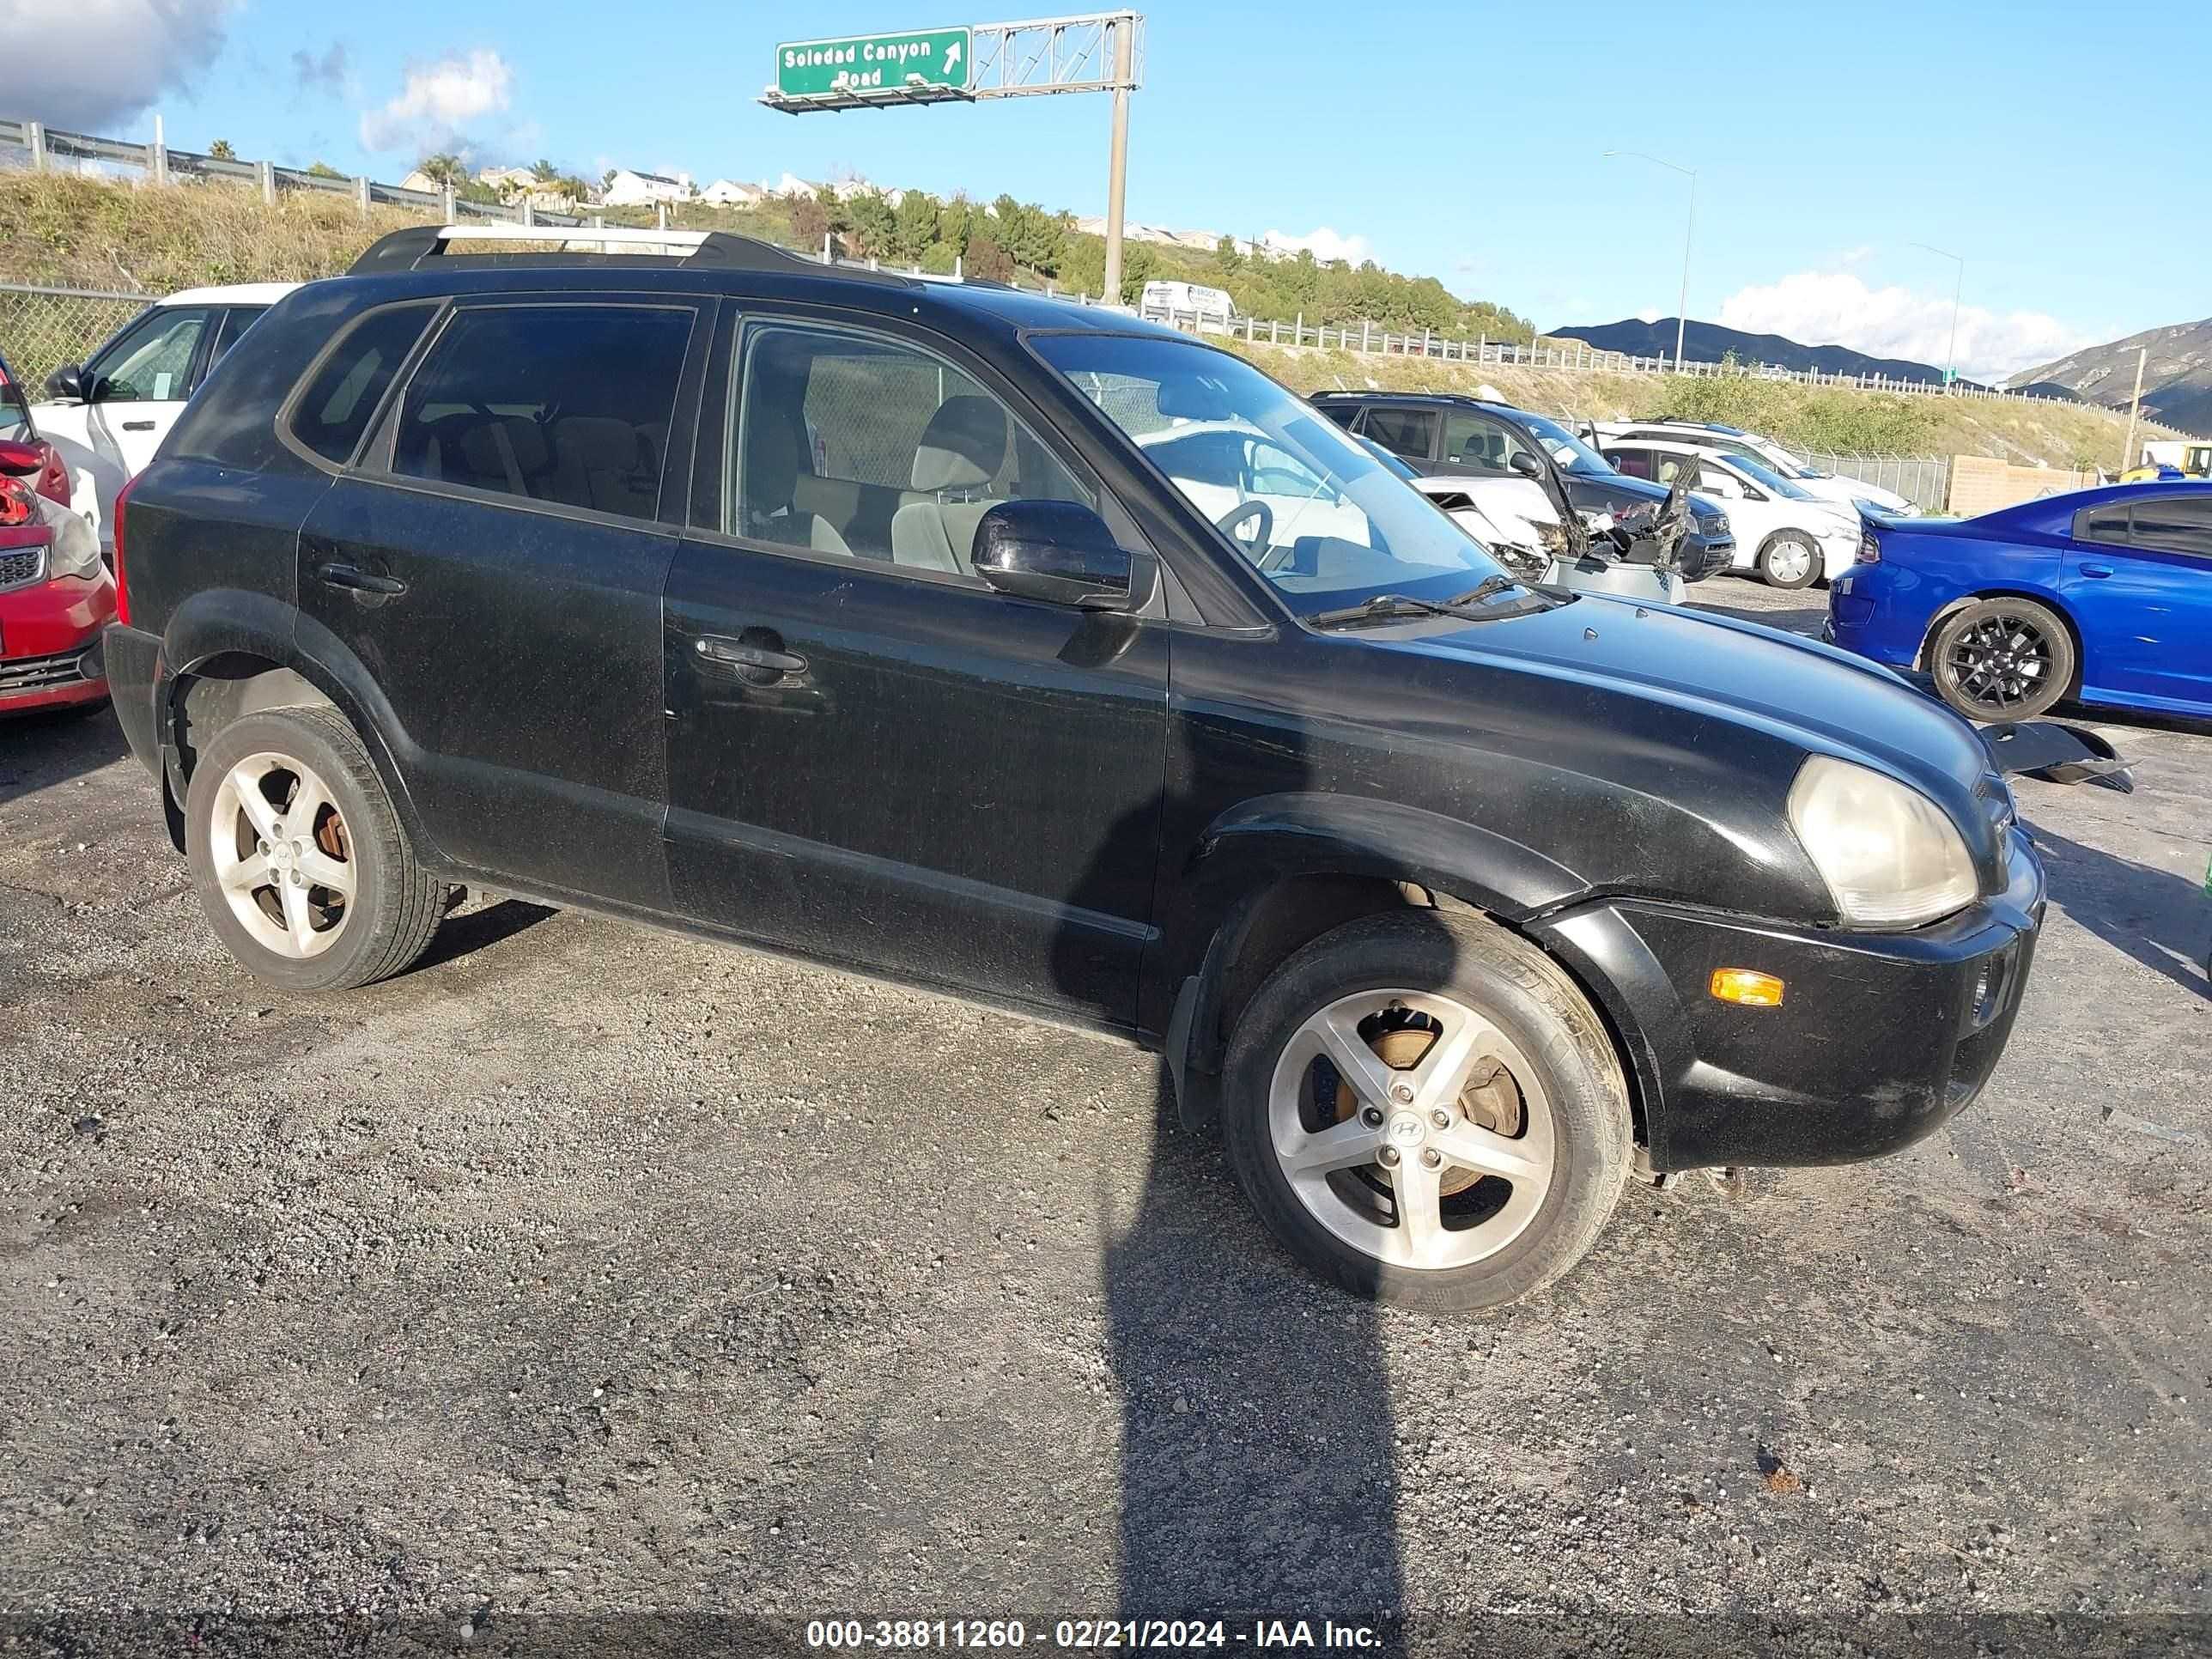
[1382,592,1996,823]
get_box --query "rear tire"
[1221,909,1632,1313]
[185,707,447,993]
[1757,531,1820,589]
[1929,596,2074,721]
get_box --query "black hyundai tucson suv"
[101,226,2045,1312]
[1311,390,1737,581]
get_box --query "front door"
[296,295,708,908]
[663,313,1170,1026]
[34,304,213,548]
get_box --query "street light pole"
[1913,242,1965,387]
[1604,149,1697,369]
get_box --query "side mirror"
[972,500,1150,610]
[1702,474,1744,500]
[1507,450,1544,481]
[45,364,89,403]
[0,439,44,477]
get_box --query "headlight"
[37,493,105,580]
[1787,755,1978,928]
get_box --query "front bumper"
[1533,827,2045,1171]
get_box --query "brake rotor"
[1332,1021,1526,1196]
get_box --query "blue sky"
[38,0,2211,380]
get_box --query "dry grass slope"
[0,172,2156,469]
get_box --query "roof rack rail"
[345,224,916,284]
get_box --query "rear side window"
[1361,406,1435,460]
[211,306,267,366]
[389,305,692,522]
[1316,402,1361,431]
[2127,495,2212,558]
[289,302,437,465]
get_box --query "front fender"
[1154,792,1595,1087]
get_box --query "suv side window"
[389,304,693,521]
[1360,405,1436,462]
[1316,401,1362,432]
[1607,447,1656,481]
[288,302,437,466]
[2128,494,2212,558]
[88,307,211,403]
[1442,410,1534,473]
[729,322,1086,573]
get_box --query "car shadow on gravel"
[2026,818,2210,996]
[1048,647,1409,1621]
[404,895,560,974]
[0,704,128,805]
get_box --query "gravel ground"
[3,577,2208,1655]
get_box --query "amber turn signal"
[1710,968,1784,1007]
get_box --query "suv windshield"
[1511,410,1614,478]
[1035,334,1504,614]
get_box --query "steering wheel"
[1215,499,1274,561]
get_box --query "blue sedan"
[1826,482,2212,721]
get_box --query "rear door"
[1358,404,1440,471]
[2067,494,2212,707]
[295,295,709,908]
[660,307,1170,1025]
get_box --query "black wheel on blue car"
[1220,908,1632,1314]
[1929,596,2073,721]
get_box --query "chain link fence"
[1802,451,1952,514]
[0,283,146,394]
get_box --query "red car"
[2,348,114,713]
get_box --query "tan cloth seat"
[744,413,852,556]
[889,397,1009,574]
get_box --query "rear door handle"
[315,561,408,597]
[696,635,806,675]
[2077,562,2114,579]
[120,420,156,432]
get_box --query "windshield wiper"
[1446,574,1522,606]
[1309,592,1464,628]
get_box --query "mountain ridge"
[1546,316,1987,387]
[2008,318,2212,436]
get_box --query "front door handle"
[315,561,408,598]
[696,635,806,676]
[120,420,157,432]
[2078,562,2114,579]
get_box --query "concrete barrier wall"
[1947,454,2100,517]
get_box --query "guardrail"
[0,116,587,228]
[1133,302,2182,430]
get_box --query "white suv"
[1596,436,1860,587]
[1589,420,1919,517]
[30,282,298,548]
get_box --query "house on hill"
[601,168,693,206]
[702,178,765,207]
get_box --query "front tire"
[1757,531,1820,589]
[1221,909,1632,1313]
[1929,596,2074,720]
[185,707,447,993]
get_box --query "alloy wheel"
[1765,538,1814,585]
[207,751,356,959]
[1945,613,2052,714]
[1267,989,1556,1271]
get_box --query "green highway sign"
[775,27,973,99]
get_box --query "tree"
[890,188,940,265]
[556,173,591,204]
[842,188,898,258]
[965,234,1014,283]
[601,167,618,190]
[789,191,830,247]
[1118,240,1158,305]
[419,153,467,186]
[306,161,346,180]
[531,158,557,184]
[1212,234,1242,276]
[208,138,237,161]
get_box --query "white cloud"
[1716,270,2093,383]
[3,0,239,131]
[358,50,514,155]
[1261,226,1372,264]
